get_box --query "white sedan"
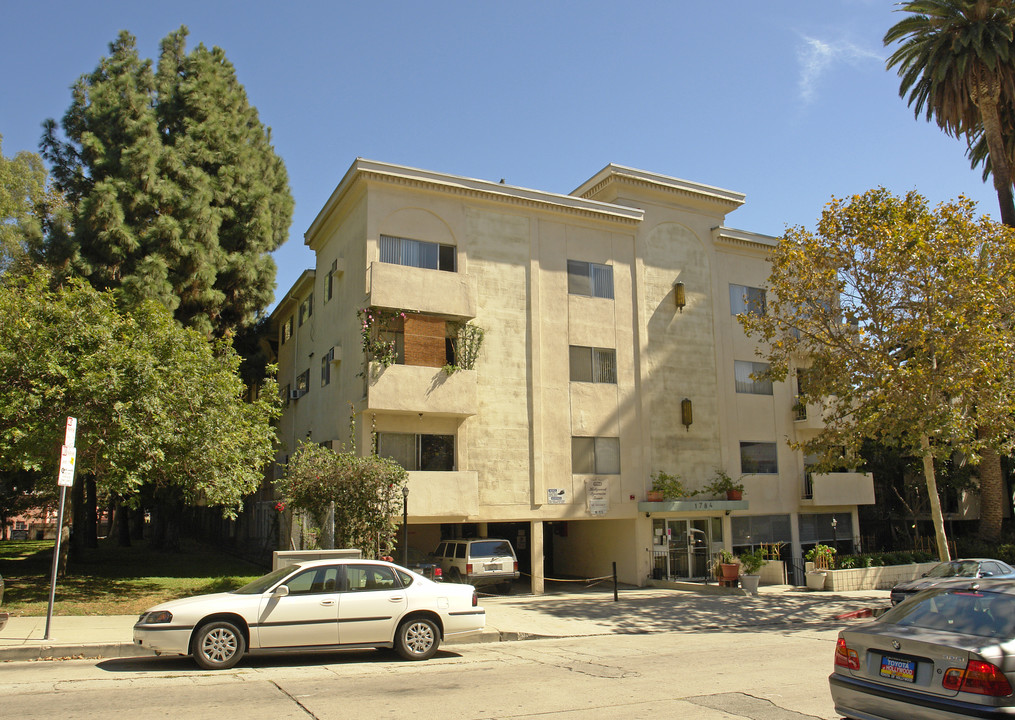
[133,558,485,669]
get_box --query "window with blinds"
[569,346,617,384]
[567,260,614,299]
[380,235,456,272]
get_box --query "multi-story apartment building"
[269,159,875,590]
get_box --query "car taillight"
[513,561,518,572]
[433,567,442,580]
[466,563,473,574]
[943,660,1013,696]
[472,591,478,607]
[834,638,859,670]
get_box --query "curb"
[0,641,150,662]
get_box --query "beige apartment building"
[269,159,875,590]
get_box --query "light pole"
[401,485,409,567]
[831,516,838,553]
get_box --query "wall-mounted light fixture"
[674,282,686,312]
[681,398,693,431]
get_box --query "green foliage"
[277,441,407,556]
[737,547,767,575]
[358,307,411,371]
[740,189,1015,559]
[650,471,695,499]
[0,270,281,518]
[806,544,836,569]
[39,27,293,337]
[444,321,485,374]
[703,469,744,496]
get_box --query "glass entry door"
[652,518,723,580]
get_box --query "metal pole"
[612,561,618,602]
[401,486,409,567]
[44,486,68,640]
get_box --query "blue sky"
[1,1,1002,308]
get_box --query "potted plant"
[805,543,836,591]
[737,547,767,595]
[713,549,740,587]
[703,469,745,501]
[648,471,696,502]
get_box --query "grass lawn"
[0,537,267,617]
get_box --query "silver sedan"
[133,558,485,669]
[829,578,1015,720]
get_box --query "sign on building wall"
[547,489,566,504]
[586,479,609,516]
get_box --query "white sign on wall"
[585,478,609,516]
[547,489,566,504]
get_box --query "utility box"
[272,549,362,570]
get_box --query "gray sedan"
[829,578,1015,720]
[889,558,1015,606]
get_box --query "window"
[283,565,341,595]
[281,316,293,344]
[321,347,335,386]
[281,384,291,406]
[571,436,621,474]
[734,360,772,395]
[567,260,614,299]
[324,268,334,302]
[569,346,617,383]
[380,235,456,272]
[294,369,310,399]
[298,294,313,326]
[731,514,792,549]
[740,441,777,474]
[346,564,399,592]
[376,433,455,471]
[730,284,766,316]
[798,513,852,544]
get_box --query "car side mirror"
[981,572,993,578]
[273,585,290,597]
[921,573,927,577]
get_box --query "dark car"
[404,548,442,581]
[830,578,1015,720]
[889,559,1015,606]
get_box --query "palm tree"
[885,0,1015,226]
[885,1,1015,544]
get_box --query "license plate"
[880,655,916,683]
[485,563,501,571]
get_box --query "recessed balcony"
[369,261,477,318]
[802,472,875,506]
[406,471,479,520]
[366,362,477,417]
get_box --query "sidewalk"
[0,584,890,662]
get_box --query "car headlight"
[140,610,173,624]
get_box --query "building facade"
[269,159,875,590]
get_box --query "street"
[0,626,843,720]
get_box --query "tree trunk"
[975,83,1015,226]
[69,476,85,562]
[977,436,1004,544]
[920,436,951,561]
[84,474,98,548]
[117,503,132,547]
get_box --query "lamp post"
[831,516,838,553]
[401,485,409,567]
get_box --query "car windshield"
[231,565,299,594]
[926,561,979,578]
[470,541,512,557]
[879,589,1015,639]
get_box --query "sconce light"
[674,282,686,312]
[681,398,693,431]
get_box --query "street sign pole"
[44,417,77,640]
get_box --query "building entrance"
[651,517,723,581]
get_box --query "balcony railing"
[369,261,476,318]
[367,362,477,417]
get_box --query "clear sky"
[1,0,1002,309]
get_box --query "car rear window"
[469,541,513,557]
[880,589,1015,639]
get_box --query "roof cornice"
[574,164,745,213]
[712,226,779,250]
[306,159,644,245]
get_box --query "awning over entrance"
[638,499,748,514]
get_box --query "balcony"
[369,262,477,318]
[803,472,875,506]
[406,470,478,519]
[367,363,477,417]
[792,399,825,431]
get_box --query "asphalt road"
[0,626,842,720]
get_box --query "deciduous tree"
[740,189,1015,560]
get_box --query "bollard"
[613,561,618,602]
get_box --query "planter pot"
[740,574,761,596]
[647,490,664,502]
[720,563,740,587]
[806,570,828,591]
[726,490,743,501]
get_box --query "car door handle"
[389,596,404,603]
[320,600,335,606]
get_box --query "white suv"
[433,538,519,593]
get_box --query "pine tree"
[41,27,293,337]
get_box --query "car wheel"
[498,581,512,595]
[191,620,245,670]
[395,617,440,661]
